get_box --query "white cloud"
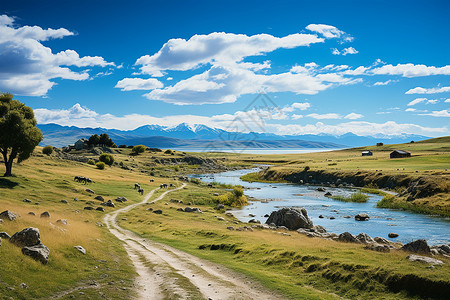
[419,110,450,117]
[307,113,341,119]
[445,99,450,103]
[344,113,363,119]
[0,14,114,96]
[115,78,164,91]
[405,108,416,112]
[291,102,311,110]
[426,99,438,104]
[407,98,427,106]
[372,64,450,77]
[305,24,353,41]
[405,86,450,94]
[332,47,358,56]
[292,114,303,119]
[373,79,396,86]
[135,31,324,76]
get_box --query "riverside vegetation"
[0,140,449,299]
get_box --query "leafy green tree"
[132,145,146,155]
[42,146,53,155]
[99,153,114,166]
[0,94,43,176]
[88,134,100,146]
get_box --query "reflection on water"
[191,168,450,246]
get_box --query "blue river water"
[192,168,450,246]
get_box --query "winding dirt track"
[104,184,285,300]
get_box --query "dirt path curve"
[104,184,285,300]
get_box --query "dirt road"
[104,184,284,300]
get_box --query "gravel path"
[104,184,285,300]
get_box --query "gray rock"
[264,214,270,217]
[86,189,95,194]
[21,283,28,289]
[317,187,326,192]
[10,227,41,247]
[176,208,184,211]
[374,237,391,244]
[248,219,260,224]
[184,207,194,212]
[22,243,50,264]
[116,197,127,202]
[28,212,35,216]
[364,243,390,252]
[355,213,369,221]
[215,204,225,210]
[226,226,234,230]
[388,232,399,238]
[338,232,359,243]
[56,219,68,225]
[23,199,31,203]
[153,210,163,214]
[265,208,313,230]
[217,217,225,221]
[318,215,324,218]
[61,200,68,204]
[249,214,256,217]
[356,233,375,244]
[313,225,327,233]
[40,211,50,218]
[407,254,443,265]
[96,207,105,212]
[436,244,450,254]
[0,232,11,239]
[84,207,94,210]
[213,193,219,197]
[94,196,104,201]
[0,210,17,221]
[74,245,86,255]
[324,192,332,196]
[401,239,430,253]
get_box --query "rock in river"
[355,213,370,221]
[265,208,313,230]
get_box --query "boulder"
[84,207,94,210]
[401,239,430,253]
[85,189,95,194]
[249,214,256,217]
[10,227,41,247]
[264,214,270,218]
[374,237,391,245]
[94,196,104,201]
[28,212,35,216]
[265,208,313,230]
[436,244,450,254]
[388,232,399,238]
[407,254,443,265]
[22,243,50,264]
[338,232,359,243]
[318,215,324,219]
[116,197,127,202]
[56,219,68,225]
[61,200,68,204]
[184,207,194,212]
[176,208,184,211]
[317,187,326,192]
[40,211,50,218]
[74,245,86,255]
[356,233,375,244]
[365,244,390,253]
[248,219,260,224]
[0,232,11,239]
[324,192,332,196]
[213,193,219,196]
[96,207,105,212]
[153,210,163,214]
[215,204,225,210]
[313,225,327,233]
[355,213,369,221]
[23,199,31,203]
[0,210,17,221]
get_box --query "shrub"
[132,145,146,155]
[87,159,95,165]
[150,171,155,176]
[99,153,114,166]
[332,192,369,203]
[96,162,105,169]
[174,166,180,172]
[216,188,248,207]
[304,166,310,172]
[164,149,173,154]
[190,178,201,184]
[42,146,53,155]
[118,144,127,148]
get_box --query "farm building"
[362,151,373,156]
[390,150,411,159]
[74,138,89,150]
[376,142,384,146]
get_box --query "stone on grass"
[374,237,391,245]
[364,244,390,253]
[184,207,194,212]
[356,233,375,244]
[338,232,359,243]
[28,212,35,216]
[215,204,225,210]
[407,254,443,265]
[96,207,105,212]
[22,243,50,264]
[153,210,163,214]
[74,245,86,255]
[85,189,95,194]
[116,197,127,202]
[40,211,50,218]
[265,208,313,230]
[10,227,41,247]
[94,195,104,201]
[401,239,430,254]
[0,232,11,239]
[84,207,94,211]
[23,199,31,203]
[0,210,17,221]
[56,219,68,225]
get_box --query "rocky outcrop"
[0,232,11,239]
[10,228,41,247]
[40,211,50,218]
[266,208,313,230]
[355,213,369,221]
[0,210,17,221]
[22,243,50,264]
[401,239,430,253]
[407,254,443,265]
[338,232,359,243]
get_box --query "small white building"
[362,150,373,156]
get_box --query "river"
[191,168,450,246]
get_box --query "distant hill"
[37,123,431,149]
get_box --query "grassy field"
[0,142,449,299]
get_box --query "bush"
[190,178,201,184]
[174,166,180,172]
[87,159,95,165]
[99,153,114,166]
[132,145,146,155]
[96,162,105,169]
[216,188,248,207]
[304,166,310,172]
[164,149,173,154]
[42,146,53,155]
[332,192,369,203]
[118,144,127,148]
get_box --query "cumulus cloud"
[135,31,323,76]
[0,14,114,96]
[332,47,358,56]
[115,78,164,91]
[372,64,450,77]
[373,79,397,86]
[445,99,450,103]
[307,113,341,119]
[344,113,363,119]
[291,102,311,110]
[292,114,303,119]
[407,98,427,106]
[405,86,450,94]
[419,110,450,117]
[305,24,353,41]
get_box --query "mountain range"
[37,123,430,149]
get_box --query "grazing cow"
[160,183,168,189]
[138,188,144,195]
[169,183,174,187]
[134,183,140,190]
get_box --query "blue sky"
[1,0,449,137]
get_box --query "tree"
[42,146,53,155]
[0,94,43,176]
[96,161,105,169]
[88,134,100,146]
[99,153,114,166]
[132,145,146,155]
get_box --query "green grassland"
[0,141,449,299]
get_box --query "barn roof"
[391,150,410,154]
